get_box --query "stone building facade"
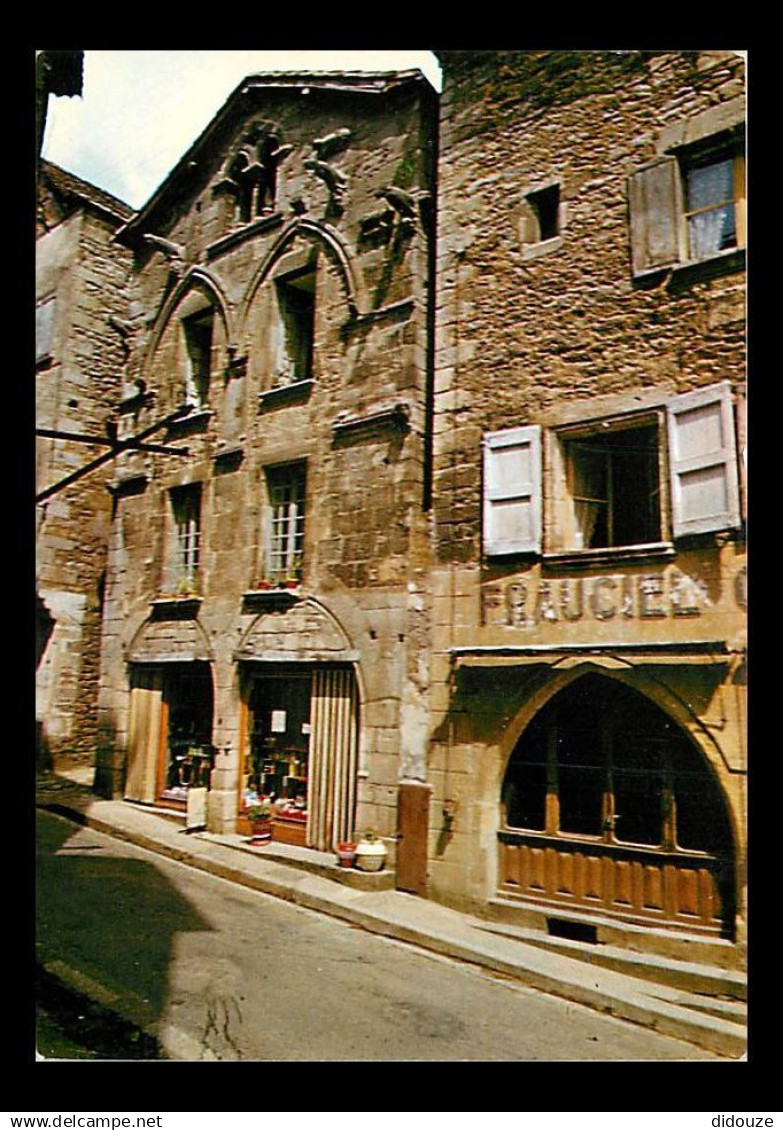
[40,52,747,964]
[428,51,746,962]
[93,71,437,884]
[36,161,133,768]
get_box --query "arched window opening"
[502,674,731,858]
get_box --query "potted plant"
[336,840,358,868]
[354,828,387,872]
[247,797,272,843]
[176,575,199,598]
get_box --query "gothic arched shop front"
[498,673,736,939]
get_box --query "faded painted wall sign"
[482,568,724,628]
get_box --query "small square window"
[527,184,560,243]
[559,420,662,551]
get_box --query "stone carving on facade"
[215,122,293,222]
[374,185,432,235]
[142,234,186,276]
[304,158,348,214]
[312,127,352,160]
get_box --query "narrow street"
[36,811,719,1061]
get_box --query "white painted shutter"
[628,157,681,276]
[667,382,741,537]
[483,425,542,556]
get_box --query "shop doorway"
[498,674,735,937]
[241,665,358,851]
[125,663,215,808]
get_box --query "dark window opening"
[275,271,315,387]
[528,184,560,242]
[567,422,661,549]
[160,663,214,802]
[183,309,213,408]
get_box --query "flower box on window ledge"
[152,577,203,618]
[242,577,302,607]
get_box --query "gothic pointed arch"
[239,216,367,337]
[142,265,236,383]
[236,595,357,663]
[498,667,737,938]
[126,611,214,665]
[499,660,733,783]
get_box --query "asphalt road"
[36,810,717,1061]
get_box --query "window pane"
[567,424,659,549]
[183,311,213,407]
[686,158,734,212]
[503,762,547,831]
[266,466,306,581]
[688,204,736,258]
[557,727,603,836]
[614,770,663,846]
[673,742,733,855]
[571,443,608,549]
[558,767,603,836]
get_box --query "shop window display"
[243,671,311,844]
[159,663,215,805]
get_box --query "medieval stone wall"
[95,75,437,844]
[428,50,747,941]
[36,202,132,767]
[434,49,745,564]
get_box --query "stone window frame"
[519,178,566,261]
[260,460,307,586]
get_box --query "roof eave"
[116,69,430,246]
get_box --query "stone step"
[481,913,746,1001]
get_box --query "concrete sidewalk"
[36,771,746,1059]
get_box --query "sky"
[41,51,443,212]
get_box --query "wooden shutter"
[483,425,542,556]
[307,667,359,851]
[666,382,741,537]
[628,157,681,276]
[125,669,164,803]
